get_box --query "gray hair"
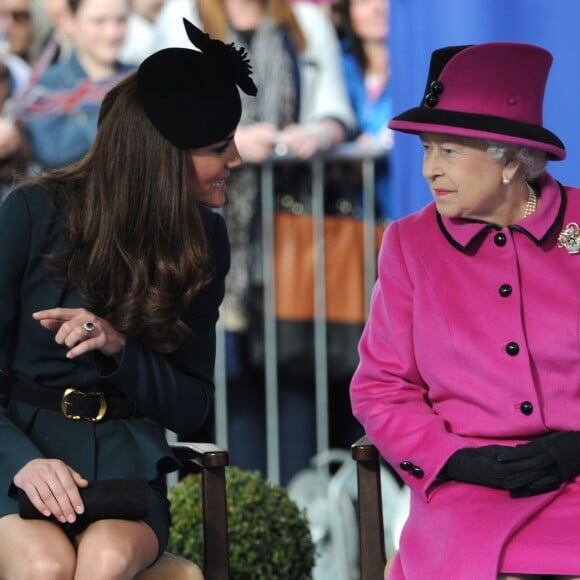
[486,141,549,180]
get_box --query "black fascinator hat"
[137,18,257,149]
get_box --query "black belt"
[11,379,139,422]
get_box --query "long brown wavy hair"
[197,0,306,52]
[44,71,211,353]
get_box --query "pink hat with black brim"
[388,42,566,160]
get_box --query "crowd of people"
[0,0,392,485]
[0,0,391,199]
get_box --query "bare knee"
[75,520,158,579]
[2,543,75,580]
[179,564,204,580]
[134,553,204,580]
[17,553,75,580]
[83,542,137,579]
[0,516,75,580]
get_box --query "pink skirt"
[499,481,580,575]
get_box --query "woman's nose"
[228,143,243,168]
[422,153,441,180]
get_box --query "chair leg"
[352,437,387,580]
[201,466,229,579]
[171,443,230,580]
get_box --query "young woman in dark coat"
[0,18,255,579]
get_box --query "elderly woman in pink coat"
[350,41,580,580]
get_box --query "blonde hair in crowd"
[196,0,306,53]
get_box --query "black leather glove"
[498,431,580,497]
[441,444,554,490]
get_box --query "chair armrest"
[352,435,380,462]
[352,435,386,580]
[170,442,230,580]
[171,442,229,469]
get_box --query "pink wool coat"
[351,172,580,579]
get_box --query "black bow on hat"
[137,18,257,149]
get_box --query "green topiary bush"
[168,466,316,580]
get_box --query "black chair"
[352,435,392,580]
[138,442,230,580]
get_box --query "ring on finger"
[83,322,95,333]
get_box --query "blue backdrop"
[388,0,580,219]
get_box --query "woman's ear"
[502,158,522,184]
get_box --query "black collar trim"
[436,182,567,252]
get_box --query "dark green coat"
[0,183,229,515]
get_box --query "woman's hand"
[235,123,277,163]
[279,121,344,158]
[441,444,555,492]
[32,308,126,359]
[278,123,330,158]
[500,432,580,497]
[13,458,88,523]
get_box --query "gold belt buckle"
[61,387,108,422]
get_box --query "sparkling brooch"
[557,222,580,254]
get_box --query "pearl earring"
[502,176,510,185]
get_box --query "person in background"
[120,0,166,65]
[334,0,392,220]
[0,0,32,62]
[351,41,580,579]
[0,0,73,197]
[0,18,252,579]
[18,0,133,170]
[288,0,336,21]
[0,56,31,201]
[30,0,74,77]
[0,54,27,107]
[0,5,31,200]
[0,2,30,127]
[153,0,355,484]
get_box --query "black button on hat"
[425,93,439,107]
[430,80,444,95]
[520,401,534,415]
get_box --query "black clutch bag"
[18,478,149,523]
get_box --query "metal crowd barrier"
[214,142,389,484]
